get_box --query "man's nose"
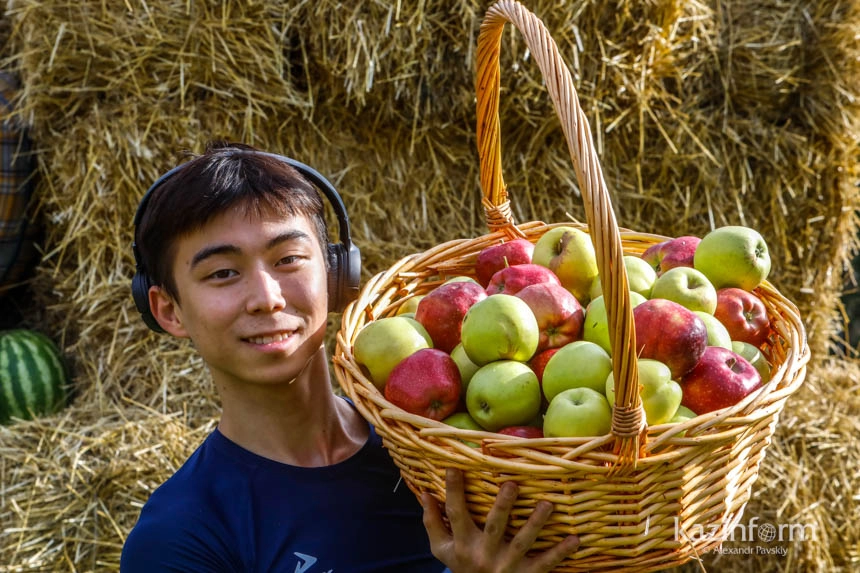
[246,269,286,313]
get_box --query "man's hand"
[422,468,580,573]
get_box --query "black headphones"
[131,150,362,333]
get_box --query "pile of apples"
[353,225,774,440]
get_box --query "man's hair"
[135,141,329,302]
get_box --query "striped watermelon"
[0,329,68,424]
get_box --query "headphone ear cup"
[326,242,361,313]
[132,270,166,333]
[326,243,343,313]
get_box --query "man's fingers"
[422,492,451,550]
[529,533,581,572]
[482,481,518,542]
[444,468,477,541]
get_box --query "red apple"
[642,235,701,276]
[681,346,763,414]
[713,288,771,348]
[384,348,462,421]
[633,298,708,379]
[485,263,561,296]
[415,281,488,353]
[515,281,584,351]
[528,347,561,383]
[475,238,535,287]
[497,425,544,438]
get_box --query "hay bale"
[0,0,858,570]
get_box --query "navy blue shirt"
[121,420,446,572]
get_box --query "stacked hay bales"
[0,0,858,571]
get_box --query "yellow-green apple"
[396,294,425,316]
[460,294,540,365]
[532,226,598,304]
[353,316,433,390]
[582,291,648,354]
[515,281,584,351]
[541,340,612,402]
[384,348,461,421]
[414,280,487,353]
[486,263,561,296]
[693,226,771,291]
[590,255,657,300]
[466,360,542,431]
[670,405,697,423]
[642,236,701,276]
[475,238,535,287]
[442,411,484,447]
[543,387,612,438]
[633,298,708,379]
[713,287,771,347]
[650,267,718,314]
[680,346,763,414]
[442,276,480,285]
[693,310,733,349]
[731,340,771,383]
[450,342,481,390]
[605,358,682,425]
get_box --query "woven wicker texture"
[334,1,811,571]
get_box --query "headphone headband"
[132,149,361,332]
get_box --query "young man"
[121,142,579,572]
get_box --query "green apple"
[532,226,598,304]
[693,310,732,349]
[460,294,540,365]
[443,275,480,285]
[582,291,647,354]
[353,316,433,390]
[693,226,771,291]
[650,267,717,314]
[590,255,657,300]
[442,411,485,447]
[450,342,481,390]
[543,387,612,438]
[466,360,542,431]
[605,358,682,426]
[669,405,697,423]
[731,340,771,383]
[396,294,425,316]
[541,340,612,402]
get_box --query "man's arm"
[422,468,580,573]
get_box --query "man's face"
[152,206,330,389]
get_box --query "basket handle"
[476,0,646,466]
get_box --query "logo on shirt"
[294,552,332,573]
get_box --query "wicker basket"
[333,1,810,570]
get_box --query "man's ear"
[149,286,190,338]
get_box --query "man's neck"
[214,349,369,467]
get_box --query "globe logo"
[758,522,777,543]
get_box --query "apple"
[590,255,657,300]
[670,405,697,423]
[515,281,584,351]
[543,387,612,438]
[582,291,648,355]
[485,263,561,296]
[532,226,599,304]
[497,425,544,438]
[384,348,461,421]
[633,298,708,379]
[353,316,433,390]
[414,280,487,353]
[442,276,480,285]
[442,411,484,447]
[396,294,425,316]
[693,310,733,349]
[529,347,560,383]
[713,287,771,347]
[731,340,771,383]
[466,360,542,431]
[475,238,535,287]
[642,235,701,276]
[460,294,540,365]
[450,342,481,390]
[693,226,771,291]
[605,358,682,426]
[541,340,612,402]
[650,267,718,314]
[681,346,763,415]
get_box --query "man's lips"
[243,331,295,345]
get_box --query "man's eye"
[208,269,236,280]
[278,255,301,266]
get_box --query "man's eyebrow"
[190,230,313,270]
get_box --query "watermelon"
[0,329,68,424]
